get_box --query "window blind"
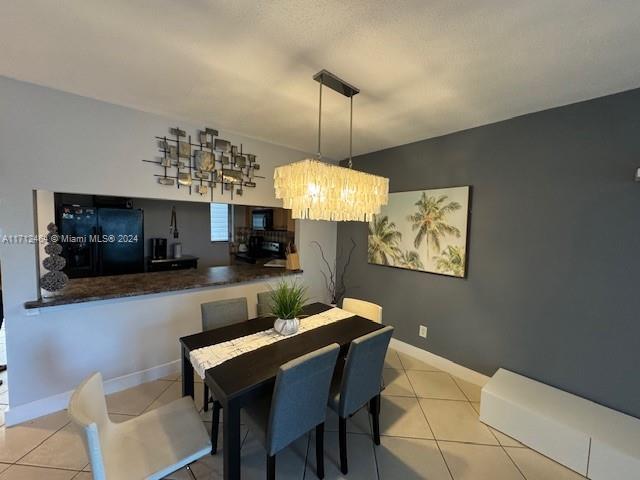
[210,203,230,241]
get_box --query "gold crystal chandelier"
[274,70,389,221]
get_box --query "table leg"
[223,402,242,480]
[181,345,194,399]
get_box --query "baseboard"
[390,338,490,386]
[5,359,180,427]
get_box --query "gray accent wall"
[337,88,640,418]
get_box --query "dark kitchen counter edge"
[25,265,302,309]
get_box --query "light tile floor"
[0,349,587,479]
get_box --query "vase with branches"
[312,237,356,305]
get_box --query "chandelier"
[274,70,389,221]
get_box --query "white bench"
[480,368,640,480]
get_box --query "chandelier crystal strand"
[274,159,389,221]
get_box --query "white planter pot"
[40,288,62,299]
[274,317,300,336]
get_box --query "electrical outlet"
[419,325,428,338]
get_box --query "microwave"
[252,209,273,230]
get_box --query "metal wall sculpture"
[143,126,262,200]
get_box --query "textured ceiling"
[2,1,640,159]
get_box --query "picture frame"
[368,185,471,278]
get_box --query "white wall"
[35,190,55,276]
[0,76,336,423]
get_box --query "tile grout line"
[402,363,467,402]
[479,399,528,480]
[300,432,309,480]
[138,378,180,415]
[13,458,87,473]
[450,376,473,402]
[332,425,524,448]
[6,463,84,474]
[585,437,591,478]
[500,442,529,480]
[399,350,456,480]
[365,401,383,480]
[12,414,72,467]
[371,427,382,480]
[16,401,160,473]
[404,350,523,480]
[415,389,455,480]
[395,363,418,398]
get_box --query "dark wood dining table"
[180,302,384,480]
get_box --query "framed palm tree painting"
[368,186,471,278]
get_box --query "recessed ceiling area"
[2,0,640,159]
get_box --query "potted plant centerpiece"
[269,278,308,336]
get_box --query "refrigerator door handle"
[90,226,97,274]
[97,226,103,274]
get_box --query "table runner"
[189,307,354,378]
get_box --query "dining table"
[180,302,384,480]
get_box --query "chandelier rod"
[349,94,353,169]
[317,78,323,160]
[312,70,359,165]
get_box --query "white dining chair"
[342,298,383,323]
[68,372,210,480]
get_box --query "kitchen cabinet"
[272,208,294,231]
[244,207,294,232]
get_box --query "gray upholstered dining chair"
[256,290,272,317]
[328,326,394,475]
[200,297,249,452]
[243,343,340,480]
[201,296,249,332]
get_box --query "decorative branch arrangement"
[312,237,356,305]
[143,126,264,200]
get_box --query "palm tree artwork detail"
[433,245,466,277]
[368,186,470,278]
[368,214,402,265]
[407,193,462,254]
[397,250,424,270]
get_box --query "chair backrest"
[201,297,248,332]
[338,326,394,417]
[68,372,110,480]
[342,297,383,323]
[266,343,340,456]
[256,291,272,317]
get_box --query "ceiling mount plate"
[313,70,359,97]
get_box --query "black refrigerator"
[58,206,144,278]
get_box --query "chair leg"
[267,453,276,480]
[315,423,325,479]
[370,395,381,445]
[203,384,209,412]
[339,416,348,475]
[185,464,197,480]
[210,400,222,454]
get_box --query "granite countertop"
[25,265,302,309]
